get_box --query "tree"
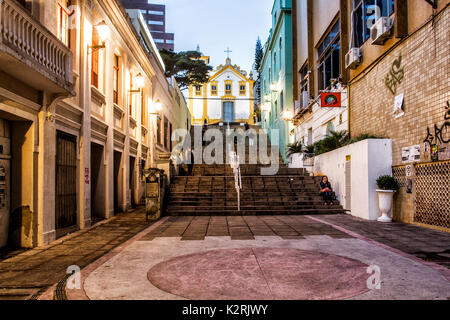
[253,38,264,121]
[160,49,213,90]
[254,38,264,73]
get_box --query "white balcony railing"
[0,0,73,87]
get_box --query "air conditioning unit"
[371,17,394,45]
[345,48,361,69]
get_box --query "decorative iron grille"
[392,166,406,188]
[414,161,450,229]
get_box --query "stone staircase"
[165,124,344,216]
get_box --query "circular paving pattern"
[148,248,370,300]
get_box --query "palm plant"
[287,141,304,158]
[304,145,315,158]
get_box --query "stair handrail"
[229,149,242,212]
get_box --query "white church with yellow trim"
[189,57,255,125]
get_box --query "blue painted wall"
[260,0,294,163]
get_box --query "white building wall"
[193,99,203,119]
[296,88,348,145]
[314,139,393,221]
[206,70,251,121]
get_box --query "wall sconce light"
[96,21,110,43]
[150,99,162,115]
[270,83,279,92]
[261,103,271,112]
[88,21,110,52]
[130,73,145,93]
[282,110,294,122]
[135,73,145,89]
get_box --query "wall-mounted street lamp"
[270,83,279,92]
[148,100,162,122]
[135,73,145,90]
[282,110,294,122]
[150,100,162,116]
[261,103,271,113]
[130,73,145,93]
[88,21,110,52]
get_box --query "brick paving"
[139,215,354,241]
[317,214,450,269]
[139,214,450,270]
[1,211,449,300]
[0,207,153,300]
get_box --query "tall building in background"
[121,0,175,51]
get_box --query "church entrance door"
[223,102,235,123]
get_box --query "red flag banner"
[321,92,341,108]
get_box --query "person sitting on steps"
[320,176,334,206]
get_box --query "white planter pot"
[376,190,396,222]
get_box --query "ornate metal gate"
[55,131,77,230]
[414,161,450,229]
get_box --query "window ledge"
[129,117,137,129]
[113,103,125,118]
[91,86,106,106]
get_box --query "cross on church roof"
[224,47,232,59]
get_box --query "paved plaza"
[1,211,449,300]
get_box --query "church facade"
[189,57,255,125]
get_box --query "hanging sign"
[321,92,341,108]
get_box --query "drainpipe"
[347,85,351,137]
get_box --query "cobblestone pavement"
[316,214,450,269]
[0,207,153,300]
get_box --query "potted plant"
[376,175,399,222]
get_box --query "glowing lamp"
[261,103,271,112]
[135,73,145,89]
[95,21,110,43]
[282,110,293,121]
[154,100,162,112]
[270,83,279,92]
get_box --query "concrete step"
[166,208,345,216]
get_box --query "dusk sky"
[149,0,274,74]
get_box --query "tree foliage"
[159,49,213,90]
[287,141,304,157]
[253,37,264,119]
[311,131,383,156]
[254,38,264,73]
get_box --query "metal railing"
[0,0,73,84]
[228,142,242,212]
